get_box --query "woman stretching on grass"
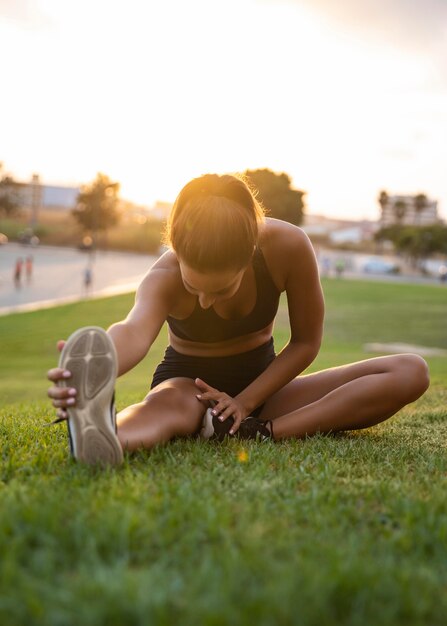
[47,174,430,465]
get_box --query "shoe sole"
[57,326,123,466]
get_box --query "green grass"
[1,278,446,625]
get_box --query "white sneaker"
[57,326,123,466]
[199,407,235,441]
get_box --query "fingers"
[229,417,242,435]
[51,397,76,408]
[47,386,76,400]
[47,367,71,382]
[55,409,68,420]
[195,378,216,392]
[215,406,243,434]
[211,398,232,418]
[194,381,245,434]
[217,404,238,421]
[197,391,220,403]
[197,393,231,417]
[47,384,77,409]
[47,339,71,415]
[209,400,243,434]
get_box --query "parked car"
[0,233,8,245]
[363,258,400,274]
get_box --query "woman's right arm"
[47,261,179,414]
[108,266,177,375]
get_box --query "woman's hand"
[46,340,76,421]
[195,378,248,435]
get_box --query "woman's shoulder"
[152,248,180,271]
[260,218,314,260]
[137,249,183,299]
[259,219,317,289]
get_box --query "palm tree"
[414,193,427,226]
[377,190,389,228]
[393,199,407,225]
[378,190,388,209]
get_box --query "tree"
[73,173,121,241]
[374,224,402,246]
[393,199,407,224]
[0,174,20,217]
[243,168,305,226]
[375,224,447,269]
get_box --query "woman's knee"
[393,354,430,401]
[147,378,200,410]
[145,378,205,435]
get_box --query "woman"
[47,174,429,465]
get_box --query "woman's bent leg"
[259,354,429,439]
[117,378,206,452]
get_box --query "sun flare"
[1,0,445,220]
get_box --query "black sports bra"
[167,247,281,343]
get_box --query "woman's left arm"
[232,225,324,421]
[196,223,324,432]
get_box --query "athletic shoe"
[199,408,235,442]
[237,416,273,442]
[199,410,273,442]
[56,326,123,466]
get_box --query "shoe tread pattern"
[91,332,108,355]
[57,327,122,466]
[70,334,89,356]
[64,358,86,409]
[86,356,112,399]
[82,428,119,465]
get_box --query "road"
[0,243,157,316]
[0,243,444,317]
[314,247,445,286]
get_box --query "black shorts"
[151,338,276,418]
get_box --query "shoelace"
[43,415,67,427]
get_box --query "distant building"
[14,175,80,213]
[329,224,376,245]
[42,184,80,209]
[379,194,440,227]
[302,214,376,244]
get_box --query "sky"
[0,0,446,221]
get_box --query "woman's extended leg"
[117,377,205,452]
[259,354,429,439]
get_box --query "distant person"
[46,173,429,466]
[25,255,33,282]
[83,267,93,292]
[334,258,345,278]
[13,257,23,288]
[321,256,331,277]
[439,265,447,284]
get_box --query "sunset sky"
[1,0,446,220]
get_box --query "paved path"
[0,243,157,316]
[314,248,443,285]
[0,243,444,317]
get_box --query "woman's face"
[179,260,247,309]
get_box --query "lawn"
[0,278,446,625]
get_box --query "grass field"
[0,278,446,625]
